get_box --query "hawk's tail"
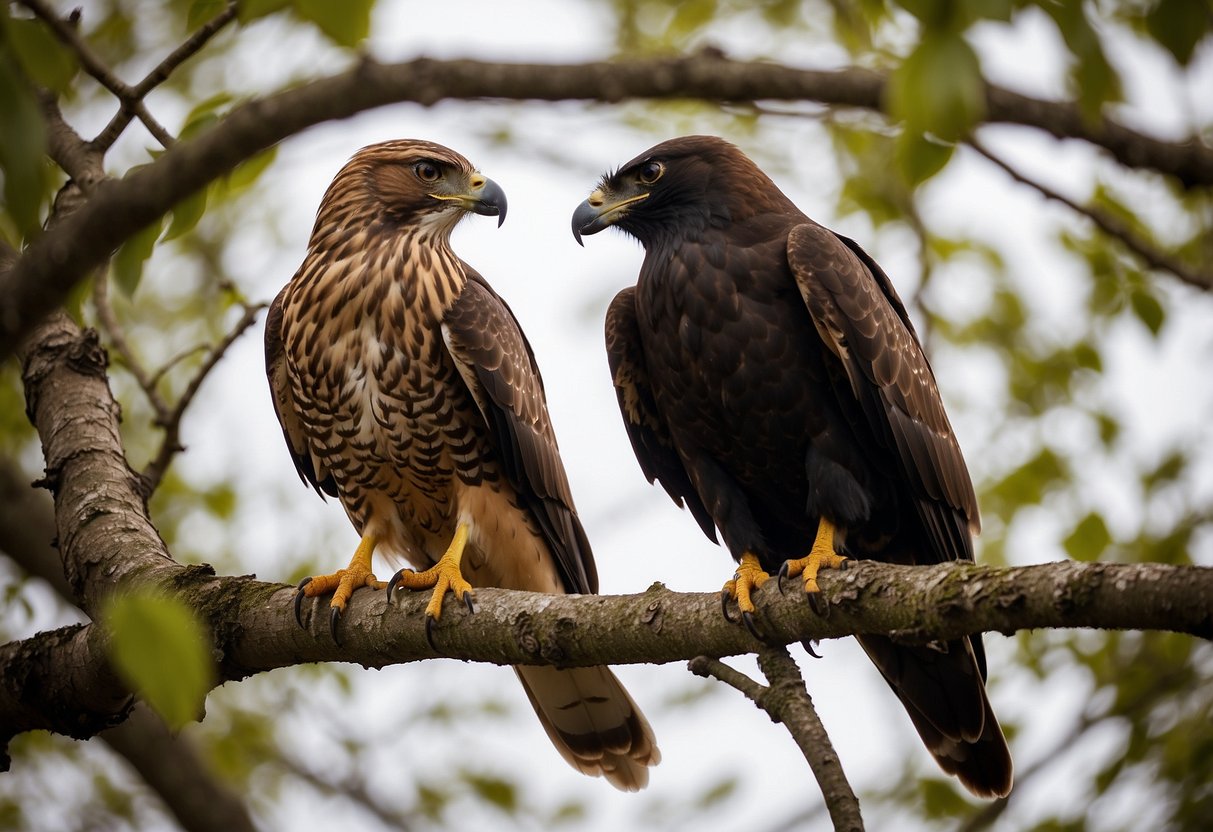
[515,664,660,791]
[857,634,1013,798]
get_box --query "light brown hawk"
[265,139,658,789]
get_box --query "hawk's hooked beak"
[572,188,649,246]
[432,174,508,227]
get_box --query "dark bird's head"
[572,135,796,247]
[313,139,506,245]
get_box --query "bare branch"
[93,1,240,152]
[19,0,175,148]
[142,299,268,493]
[19,0,133,100]
[970,138,1213,292]
[690,653,862,829]
[93,269,172,424]
[100,704,257,832]
[5,52,1211,358]
[756,648,863,832]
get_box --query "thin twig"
[690,652,865,831]
[142,299,267,493]
[969,137,1213,292]
[18,0,174,148]
[93,1,240,152]
[93,269,172,424]
[277,753,415,831]
[19,0,133,99]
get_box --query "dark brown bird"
[572,135,1011,797]
[266,139,658,789]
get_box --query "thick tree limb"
[3,52,1210,357]
[0,459,257,832]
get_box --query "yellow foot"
[721,552,770,639]
[294,533,384,644]
[386,524,476,649]
[779,517,848,615]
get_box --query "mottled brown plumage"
[573,135,1011,797]
[267,140,658,789]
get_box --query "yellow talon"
[389,523,475,622]
[298,533,385,612]
[781,517,848,596]
[721,551,770,616]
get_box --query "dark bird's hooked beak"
[571,188,648,246]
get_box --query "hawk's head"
[316,139,507,239]
[572,135,793,247]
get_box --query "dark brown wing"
[605,287,717,542]
[787,222,978,564]
[264,287,337,498]
[442,271,597,594]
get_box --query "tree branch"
[9,309,1213,768]
[142,298,267,493]
[100,704,257,832]
[0,458,257,832]
[4,52,1211,357]
[970,137,1213,292]
[20,0,175,148]
[756,648,863,832]
[691,652,863,831]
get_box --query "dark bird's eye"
[637,160,664,184]
[414,161,441,182]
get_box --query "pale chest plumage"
[279,232,499,566]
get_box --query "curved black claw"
[329,606,343,645]
[776,561,791,595]
[463,592,478,615]
[720,588,738,623]
[804,640,822,659]
[294,577,313,628]
[807,590,829,618]
[740,610,765,641]
[385,569,411,607]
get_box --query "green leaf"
[163,188,208,242]
[1143,450,1185,491]
[668,0,719,38]
[223,145,278,194]
[1073,341,1103,372]
[293,0,373,47]
[894,130,954,186]
[1064,512,1112,561]
[187,0,228,30]
[103,589,215,730]
[1129,287,1165,335]
[112,216,165,296]
[886,31,986,141]
[460,773,516,813]
[1145,0,1209,66]
[238,0,292,22]
[0,51,49,236]
[5,19,78,93]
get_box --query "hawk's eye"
[414,161,441,182]
[637,160,664,184]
